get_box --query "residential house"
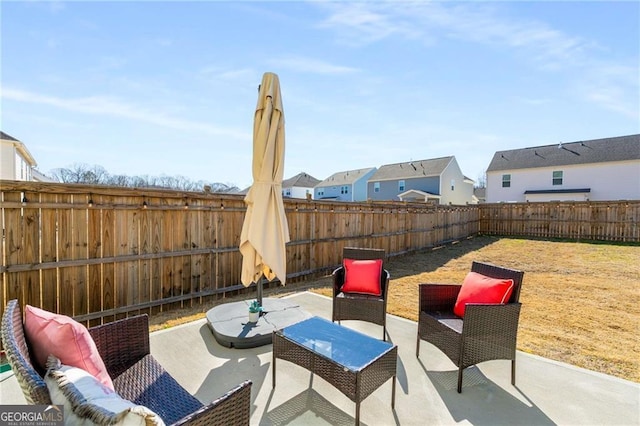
[473,187,486,204]
[367,156,475,205]
[314,167,377,202]
[282,172,321,200]
[0,131,37,181]
[485,134,640,203]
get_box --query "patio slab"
[1,291,638,425]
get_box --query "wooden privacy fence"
[479,201,640,242]
[0,181,478,325]
[2,181,637,326]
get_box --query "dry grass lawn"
[150,236,639,383]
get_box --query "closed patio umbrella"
[239,72,290,305]
[207,72,307,348]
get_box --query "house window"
[451,179,455,191]
[341,185,349,194]
[502,174,511,188]
[398,180,405,191]
[317,189,324,196]
[15,156,27,180]
[553,170,563,186]
[374,182,380,193]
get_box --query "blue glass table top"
[277,316,394,371]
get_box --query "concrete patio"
[1,291,638,425]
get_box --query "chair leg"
[457,367,464,393]
[511,359,516,386]
[416,336,420,358]
[382,324,386,341]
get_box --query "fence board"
[149,200,163,314]
[5,191,22,305]
[139,208,151,316]
[101,196,116,322]
[57,194,74,316]
[40,193,58,313]
[22,191,40,308]
[72,199,89,317]
[161,205,175,311]
[88,203,102,326]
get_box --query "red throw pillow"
[453,272,514,317]
[341,258,383,296]
[24,305,114,390]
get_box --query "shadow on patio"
[2,292,638,425]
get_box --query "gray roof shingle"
[369,156,453,181]
[282,172,321,188]
[317,167,376,186]
[1,131,19,141]
[487,134,640,172]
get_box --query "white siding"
[0,143,16,179]
[0,143,32,180]
[486,160,640,202]
[284,186,314,200]
[1,138,37,181]
[440,158,475,205]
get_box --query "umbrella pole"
[257,274,265,307]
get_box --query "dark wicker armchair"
[1,299,252,425]
[332,247,390,340]
[416,261,525,393]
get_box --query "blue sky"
[2,1,638,189]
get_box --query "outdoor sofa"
[1,299,252,425]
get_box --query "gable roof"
[397,189,441,200]
[282,172,321,188]
[369,156,453,181]
[1,131,37,166]
[487,134,640,172]
[1,131,19,142]
[316,167,376,186]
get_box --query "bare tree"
[49,164,239,193]
[50,163,109,184]
[475,171,487,189]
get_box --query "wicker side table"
[272,316,397,425]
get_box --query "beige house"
[0,131,37,181]
[0,132,53,182]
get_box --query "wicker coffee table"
[272,316,397,425]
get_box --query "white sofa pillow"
[45,356,165,426]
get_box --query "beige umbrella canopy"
[239,72,290,301]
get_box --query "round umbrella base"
[206,298,311,348]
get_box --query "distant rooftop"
[317,167,376,186]
[369,156,454,181]
[282,172,321,188]
[1,131,19,142]
[487,134,640,172]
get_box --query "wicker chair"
[416,261,525,393]
[1,299,252,426]
[332,247,390,340]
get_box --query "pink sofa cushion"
[24,305,114,390]
[341,258,383,296]
[453,272,514,317]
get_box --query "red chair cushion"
[453,272,514,317]
[341,258,383,296]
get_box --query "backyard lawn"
[150,236,640,383]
